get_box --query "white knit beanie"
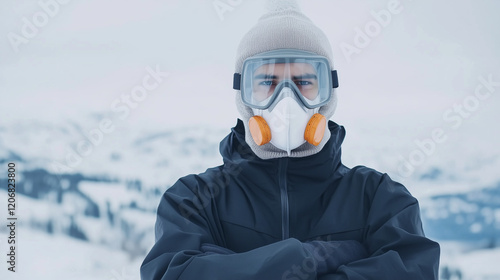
[235,0,338,159]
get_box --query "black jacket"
[141,120,440,279]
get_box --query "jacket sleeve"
[320,173,440,280]
[140,177,320,280]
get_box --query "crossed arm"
[140,176,440,280]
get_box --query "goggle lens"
[238,52,336,109]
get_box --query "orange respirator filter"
[304,113,326,146]
[249,116,272,146]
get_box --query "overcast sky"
[1,0,499,133]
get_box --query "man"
[141,2,440,279]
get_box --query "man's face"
[252,63,319,102]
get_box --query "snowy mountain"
[422,183,500,243]
[1,115,499,279]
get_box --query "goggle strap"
[233,73,241,90]
[332,70,339,88]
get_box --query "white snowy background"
[0,0,499,279]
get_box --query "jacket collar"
[220,119,345,181]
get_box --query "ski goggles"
[233,49,339,110]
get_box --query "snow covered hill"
[1,115,499,279]
[422,183,500,243]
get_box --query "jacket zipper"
[278,158,289,240]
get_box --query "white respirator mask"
[250,87,327,156]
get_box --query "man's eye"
[259,80,274,86]
[295,81,312,86]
